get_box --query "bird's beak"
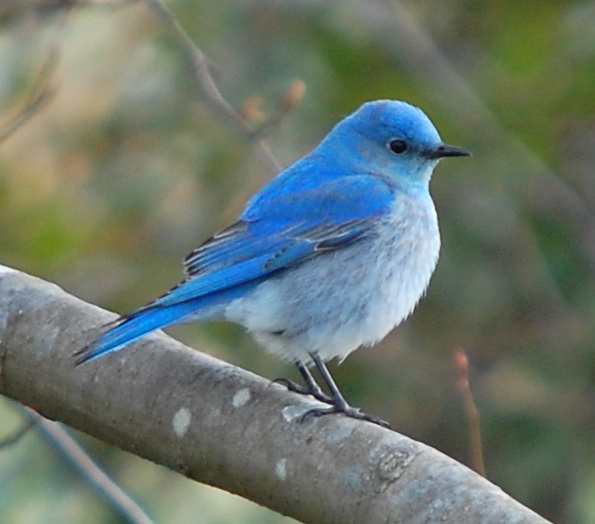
[427,143,471,159]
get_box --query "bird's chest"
[361,197,441,334]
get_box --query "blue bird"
[76,100,470,426]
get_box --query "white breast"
[363,193,440,349]
[225,190,441,363]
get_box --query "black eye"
[388,139,408,154]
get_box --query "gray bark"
[0,265,552,524]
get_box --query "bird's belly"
[225,213,440,363]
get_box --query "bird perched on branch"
[76,99,470,427]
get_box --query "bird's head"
[326,100,470,187]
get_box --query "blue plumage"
[76,100,469,425]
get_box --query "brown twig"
[248,80,306,140]
[143,0,290,174]
[0,87,55,143]
[454,348,486,477]
[0,6,69,143]
[0,0,141,143]
[23,407,156,524]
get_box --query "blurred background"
[1,0,595,522]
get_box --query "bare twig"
[454,349,486,477]
[143,0,286,173]
[0,0,140,142]
[0,88,54,143]
[0,7,68,143]
[23,407,156,524]
[248,80,306,140]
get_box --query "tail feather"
[75,301,201,364]
[75,278,261,365]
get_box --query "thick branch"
[0,265,551,524]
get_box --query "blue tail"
[75,278,260,364]
[75,301,205,364]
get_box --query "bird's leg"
[302,352,390,428]
[296,361,334,403]
[273,361,333,404]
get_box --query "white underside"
[224,191,440,363]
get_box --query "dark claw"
[275,355,390,428]
[272,377,334,404]
[300,352,391,427]
[301,404,390,428]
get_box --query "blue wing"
[76,174,394,363]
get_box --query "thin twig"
[0,0,141,143]
[248,80,306,140]
[0,7,68,143]
[23,407,156,524]
[454,348,486,477]
[0,88,55,143]
[143,0,284,173]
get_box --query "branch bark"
[0,265,552,524]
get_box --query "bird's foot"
[272,377,334,404]
[302,402,390,428]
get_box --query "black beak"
[427,143,471,159]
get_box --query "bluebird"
[76,100,470,426]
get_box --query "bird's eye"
[388,139,408,154]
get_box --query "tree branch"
[0,265,551,524]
